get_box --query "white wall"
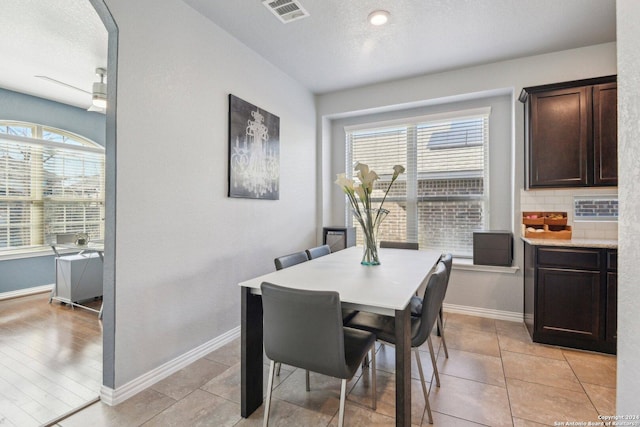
[105,0,316,387]
[616,0,640,413]
[317,43,617,315]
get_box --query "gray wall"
[317,42,617,316]
[104,0,317,387]
[616,0,640,413]
[0,87,105,146]
[0,88,106,293]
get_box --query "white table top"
[239,246,442,315]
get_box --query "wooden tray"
[524,225,572,240]
[522,211,545,226]
[544,212,568,226]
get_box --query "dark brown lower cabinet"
[524,243,616,354]
[606,250,617,344]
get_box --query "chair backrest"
[274,251,309,270]
[412,261,448,347]
[379,241,419,250]
[306,244,331,260]
[439,252,453,288]
[261,282,350,379]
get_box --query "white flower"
[354,162,369,177]
[336,162,406,264]
[392,165,406,179]
[335,173,354,190]
[335,163,405,219]
[360,170,379,190]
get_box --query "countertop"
[520,236,618,249]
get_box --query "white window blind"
[345,108,490,256]
[0,122,105,252]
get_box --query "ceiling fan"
[34,67,107,112]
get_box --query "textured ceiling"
[0,0,107,110]
[184,0,616,94]
[0,1,616,108]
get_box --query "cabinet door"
[593,83,618,186]
[606,272,617,343]
[536,267,601,341]
[529,87,589,187]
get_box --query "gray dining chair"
[410,252,452,359]
[345,261,448,424]
[261,282,377,427]
[437,253,452,357]
[273,250,310,376]
[379,241,419,250]
[301,244,359,325]
[274,251,309,270]
[305,244,331,260]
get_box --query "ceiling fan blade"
[34,75,91,95]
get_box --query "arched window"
[0,121,105,252]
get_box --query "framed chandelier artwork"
[228,94,280,200]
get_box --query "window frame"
[344,107,490,257]
[0,121,105,255]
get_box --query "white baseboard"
[99,304,521,405]
[0,284,53,301]
[100,325,241,406]
[443,303,523,323]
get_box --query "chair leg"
[427,336,440,387]
[414,349,429,404]
[263,360,276,427]
[371,344,377,411]
[275,362,281,376]
[338,378,347,427]
[305,370,310,392]
[414,349,433,424]
[437,315,449,359]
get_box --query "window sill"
[452,258,519,274]
[0,247,76,262]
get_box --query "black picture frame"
[228,94,280,200]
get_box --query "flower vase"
[361,237,380,265]
[359,208,388,266]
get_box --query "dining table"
[238,245,442,426]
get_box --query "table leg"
[241,286,263,418]
[395,306,411,426]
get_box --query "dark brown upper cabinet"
[520,76,617,188]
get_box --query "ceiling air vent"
[262,0,309,23]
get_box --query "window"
[0,121,105,252]
[345,108,490,257]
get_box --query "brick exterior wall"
[354,177,485,255]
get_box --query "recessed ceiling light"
[368,10,390,26]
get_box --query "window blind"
[0,123,105,251]
[345,108,489,256]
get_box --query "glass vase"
[361,237,380,265]
[359,208,388,266]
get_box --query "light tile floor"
[58,313,617,426]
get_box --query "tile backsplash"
[520,188,618,240]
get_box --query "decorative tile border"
[574,196,618,221]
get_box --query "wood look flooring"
[0,292,102,426]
